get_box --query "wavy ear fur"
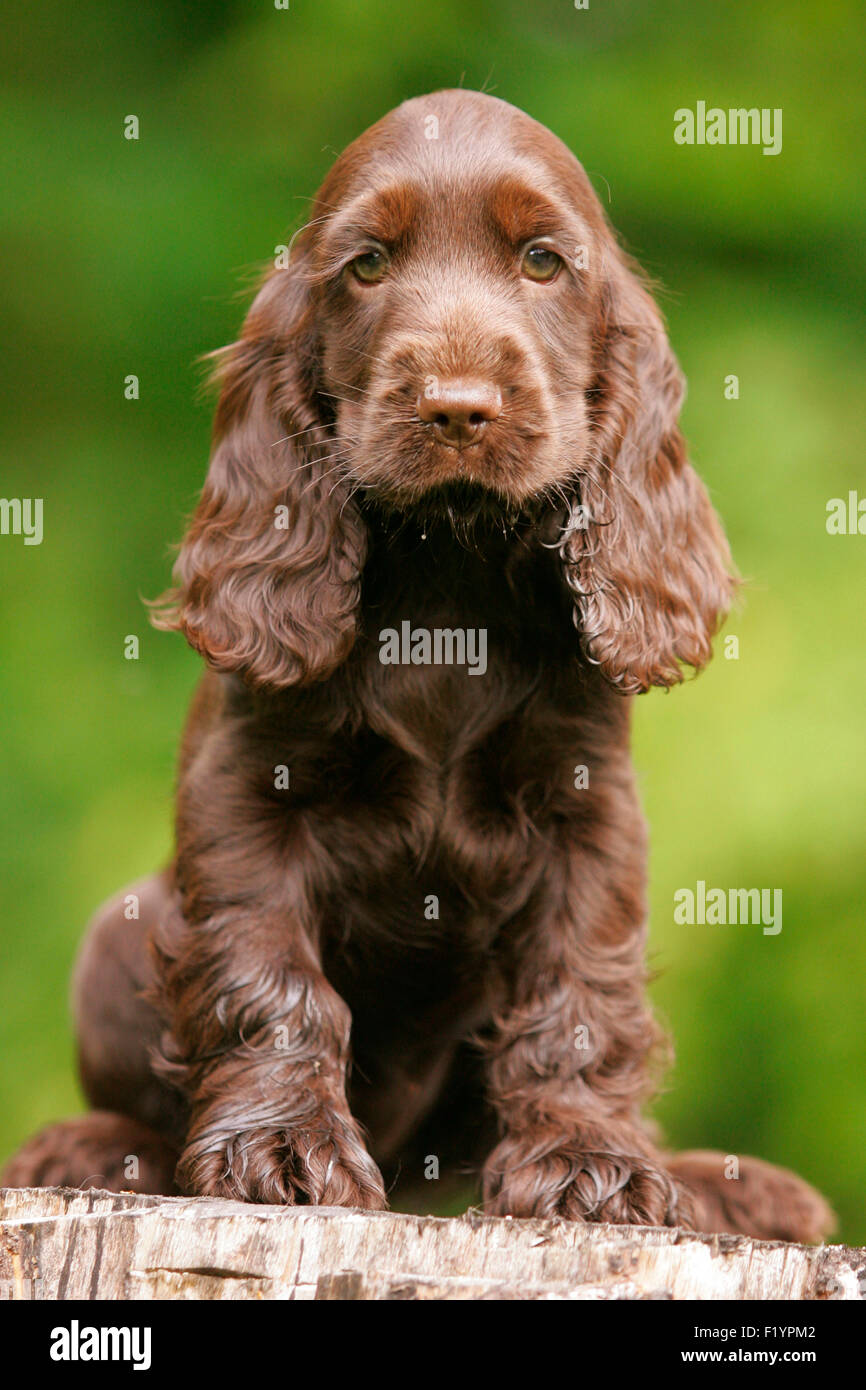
[153,261,366,688]
[561,249,736,693]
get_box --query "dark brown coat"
[4,91,832,1242]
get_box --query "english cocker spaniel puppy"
[4,90,832,1241]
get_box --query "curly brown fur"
[3,91,832,1241]
[1,1113,179,1196]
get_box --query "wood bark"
[1,1186,863,1300]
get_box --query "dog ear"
[560,250,736,693]
[153,254,366,688]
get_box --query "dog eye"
[350,249,390,284]
[521,245,563,283]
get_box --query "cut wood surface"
[1,1186,863,1300]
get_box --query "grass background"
[1,0,864,1239]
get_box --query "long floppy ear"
[560,249,736,694]
[153,257,366,688]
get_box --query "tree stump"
[1,1186,863,1300]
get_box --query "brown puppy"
[4,91,833,1242]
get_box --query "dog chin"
[360,478,544,539]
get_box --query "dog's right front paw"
[179,1116,387,1209]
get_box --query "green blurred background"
[1,1,863,1240]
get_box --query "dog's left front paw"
[483,1137,696,1228]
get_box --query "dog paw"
[180,1116,387,1209]
[484,1138,696,1228]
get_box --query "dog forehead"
[315,89,596,221]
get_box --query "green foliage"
[1,0,863,1239]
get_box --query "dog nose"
[417,377,502,448]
